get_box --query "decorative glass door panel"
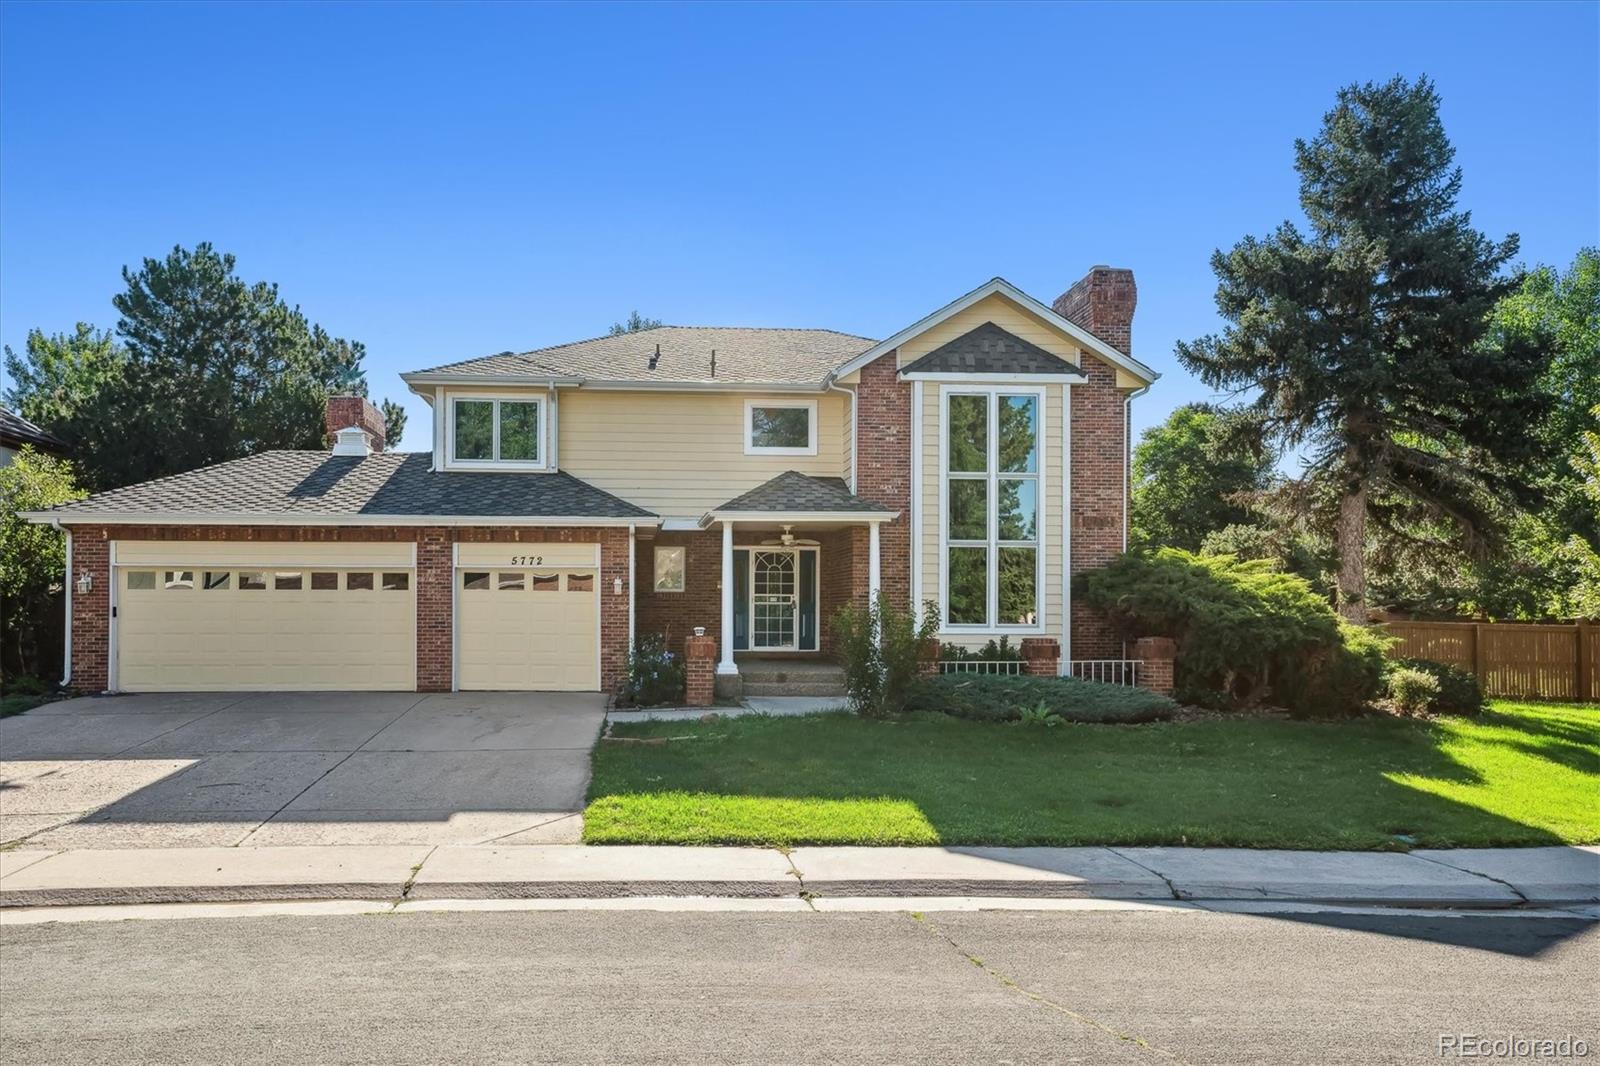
[751,551,798,650]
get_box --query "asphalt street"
[2,906,1596,1065]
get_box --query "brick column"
[1019,637,1061,678]
[415,528,453,692]
[917,636,942,677]
[68,527,110,693]
[684,630,717,707]
[1133,636,1176,696]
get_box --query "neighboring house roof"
[26,451,656,526]
[830,277,1159,386]
[403,326,877,390]
[0,407,70,455]
[898,321,1088,378]
[703,470,898,524]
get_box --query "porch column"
[868,519,881,606]
[718,521,738,675]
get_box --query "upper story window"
[943,389,1042,630]
[448,396,545,469]
[745,399,817,456]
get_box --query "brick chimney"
[1053,266,1136,355]
[324,395,386,454]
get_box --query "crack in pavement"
[1406,852,1531,905]
[1105,847,1184,900]
[908,911,1194,1064]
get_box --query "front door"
[751,550,798,650]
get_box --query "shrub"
[1077,548,1390,715]
[617,633,685,707]
[1388,657,1486,717]
[834,595,940,717]
[941,636,1019,662]
[1387,666,1442,715]
[904,673,1177,724]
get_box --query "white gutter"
[58,522,72,688]
[21,511,661,529]
[699,508,900,528]
[403,374,829,394]
[825,376,857,491]
[627,523,637,654]
[1123,384,1151,552]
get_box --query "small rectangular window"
[531,573,560,593]
[462,571,491,591]
[653,546,686,592]
[311,572,339,591]
[450,396,543,466]
[382,572,409,591]
[497,572,525,591]
[203,571,232,591]
[346,572,374,591]
[566,572,594,593]
[164,570,195,590]
[127,571,156,591]
[274,571,303,591]
[239,571,267,591]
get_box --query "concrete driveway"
[0,691,606,848]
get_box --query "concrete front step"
[742,680,849,697]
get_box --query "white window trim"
[653,544,687,593]
[444,393,549,471]
[937,385,1047,635]
[743,398,818,456]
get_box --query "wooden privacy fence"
[1381,621,1599,702]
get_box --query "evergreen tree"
[1177,76,1549,621]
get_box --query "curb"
[4,881,1576,910]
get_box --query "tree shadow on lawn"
[587,709,1596,852]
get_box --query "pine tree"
[1177,76,1550,621]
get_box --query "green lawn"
[583,700,1600,849]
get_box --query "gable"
[898,321,1086,378]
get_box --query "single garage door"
[113,541,415,691]
[457,566,600,691]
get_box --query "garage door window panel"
[204,571,231,590]
[127,571,156,591]
[164,571,195,590]
[531,573,560,592]
[567,573,594,592]
[310,572,338,591]
[463,572,491,591]
[274,571,304,591]
[497,573,525,591]
[382,573,409,591]
[239,571,267,591]
[346,572,374,591]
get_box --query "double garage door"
[112,540,600,692]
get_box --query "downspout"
[1122,384,1151,663]
[56,520,72,689]
[825,375,857,491]
[548,380,560,469]
[627,523,637,656]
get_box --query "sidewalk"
[2,843,1595,910]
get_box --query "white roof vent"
[332,425,372,457]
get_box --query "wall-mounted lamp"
[76,570,93,595]
[612,576,624,595]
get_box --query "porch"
[630,470,898,693]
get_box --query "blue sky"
[2,1,1595,452]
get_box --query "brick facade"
[683,631,716,707]
[1056,267,1138,661]
[853,353,911,610]
[634,530,724,653]
[62,523,631,695]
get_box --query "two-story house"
[30,267,1156,695]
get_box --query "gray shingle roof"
[713,471,891,515]
[1,407,70,454]
[409,326,877,387]
[899,321,1087,378]
[33,451,654,522]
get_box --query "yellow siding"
[919,381,1066,650]
[896,293,1084,368]
[558,390,849,518]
